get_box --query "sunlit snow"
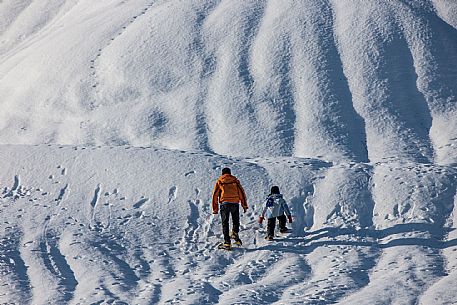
[1,1,457,304]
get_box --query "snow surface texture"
[1,0,457,304]
[0,0,456,164]
[0,145,456,305]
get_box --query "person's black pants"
[267,215,287,237]
[220,203,240,244]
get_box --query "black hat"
[222,167,231,175]
[271,186,280,194]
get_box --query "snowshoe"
[265,235,274,241]
[280,228,292,234]
[230,231,242,246]
[218,242,232,251]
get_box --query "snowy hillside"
[1,145,456,304]
[1,0,456,163]
[1,0,457,304]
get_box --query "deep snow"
[0,0,456,164]
[1,0,457,304]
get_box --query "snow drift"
[1,0,457,304]
[0,0,456,164]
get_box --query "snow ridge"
[0,0,455,164]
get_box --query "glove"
[258,216,264,224]
[287,215,293,223]
[243,206,248,213]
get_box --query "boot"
[218,242,232,250]
[230,231,242,246]
[280,227,291,233]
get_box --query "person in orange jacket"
[212,167,248,250]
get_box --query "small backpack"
[219,180,239,199]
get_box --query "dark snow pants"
[267,215,287,237]
[220,203,240,244]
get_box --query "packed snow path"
[0,145,456,304]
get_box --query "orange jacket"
[212,174,248,213]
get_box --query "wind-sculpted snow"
[433,0,457,29]
[1,1,457,304]
[0,145,456,304]
[0,0,456,164]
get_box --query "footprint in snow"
[119,215,132,225]
[184,171,196,177]
[168,186,177,204]
[133,197,149,209]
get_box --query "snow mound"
[0,0,456,164]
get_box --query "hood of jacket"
[268,193,283,199]
[218,174,238,184]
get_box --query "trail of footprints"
[0,164,164,303]
[0,164,388,304]
[1,157,456,304]
[89,1,157,93]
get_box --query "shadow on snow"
[249,223,457,254]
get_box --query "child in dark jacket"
[259,186,293,240]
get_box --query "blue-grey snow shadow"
[39,230,78,303]
[248,222,452,304]
[249,223,457,253]
[379,33,433,162]
[399,0,457,113]
[0,231,32,302]
[90,234,141,292]
[319,1,369,163]
[246,223,453,305]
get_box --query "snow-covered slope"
[1,0,456,164]
[1,145,456,304]
[1,0,457,304]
